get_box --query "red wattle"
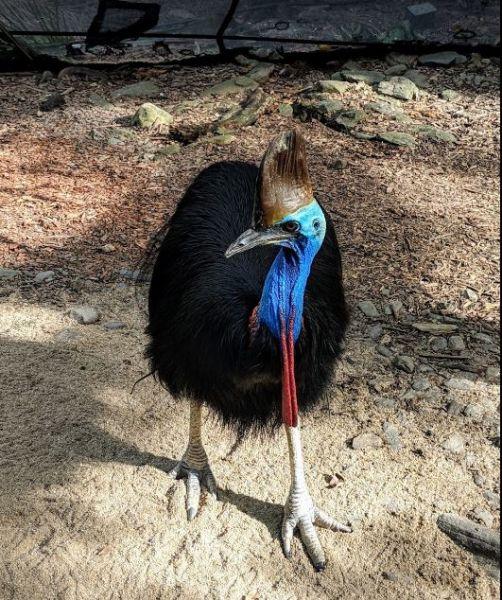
[280,312,298,428]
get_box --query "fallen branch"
[437,513,500,559]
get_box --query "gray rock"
[383,571,400,582]
[235,55,259,67]
[352,131,377,141]
[247,62,275,83]
[358,300,380,318]
[446,377,474,391]
[112,81,161,99]
[334,109,366,130]
[133,103,173,129]
[70,306,100,325]
[278,103,293,117]
[413,322,458,334]
[385,64,408,76]
[442,433,465,454]
[470,508,495,529]
[464,403,484,421]
[473,471,486,487]
[485,367,500,384]
[378,77,420,101]
[447,399,466,416]
[34,271,55,284]
[484,491,500,509]
[104,321,126,331]
[390,300,404,318]
[383,422,402,450]
[341,70,385,85]
[89,93,113,109]
[441,89,460,102]
[418,51,468,66]
[463,288,479,302]
[449,336,466,351]
[352,432,384,450]
[0,268,20,280]
[378,132,416,148]
[293,98,343,123]
[403,69,429,89]
[155,143,181,158]
[106,128,136,146]
[431,337,448,352]
[376,397,397,410]
[55,329,82,343]
[317,80,351,94]
[40,92,66,112]
[472,332,494,345]
[394,355,415,374]
[377,345,394,358]
[412,377,431,392]
[415,125,457,143]
[365,101,405,119]
[368,324,384,340]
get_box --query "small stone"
[376,397,397,410]
[133,103,173,129]
[112,81,161,99]
[368,324,384,340]
[330,159,347,171]
[449,336,466,351]
[38,70,54,84]
[278,103,293,117]
[484,491,500,510]
[247,62,275,83]
[341,70,385,85]
[447,399,466,416]
[403,70,429,89]
[463,403,485,421]
[418,51,468,66]
[431,337,448,352]
[378,77,420,101]
[334,109,366,130]
[473,471,486,487]
[412,377,431,392]
[352,432,384,450]
[463,288,479,302]
[383,422,402,450]
[318,80,351,94]
[394,355,415,374]
[40,93,66,112]
[0,268,20,280]
[442,434,465,454]
[55,329,82,343]
[446,377,473,391]
[34,271,55,284]
[413,322,458,334]
[415,125,457,143]
[440,89,460,102]
[104,321,126,331]
[351,131,377,141]
[358,300,380,318]
[380,334,392,345]
[235,55,259,67]
[378,132,416,148]
[383,571,399,582]
[470,508,495,529]
[156,143,181,158]
[472,332,494,345]
[89,93,113,109]
[293,98,343,123]
[377,345,394,358]
[390,300,404,318]
[70,306,100,325]
[101,244,116,253]
[385,64,408,76]
[365,101,405,119]
[485,367,500,384]
[208,134,236,146]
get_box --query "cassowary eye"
[313,219,321,231]
[282,220,300,234]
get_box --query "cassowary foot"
[281,494,352,572]
[168,452,218,521]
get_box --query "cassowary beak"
[225,227,293,259]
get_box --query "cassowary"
[146,130,350,570]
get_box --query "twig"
[437,513,500,559]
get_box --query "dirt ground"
[0,53,500,600]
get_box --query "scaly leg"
[281,421,352,571]
[168,400,218,520]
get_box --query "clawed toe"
[169,460,219,520]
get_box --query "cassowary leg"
[168,400,217,521]
[281,422,352,571]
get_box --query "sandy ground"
[0,53,500,599]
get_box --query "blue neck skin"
[258,201,326,342]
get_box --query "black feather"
[146,161,349,433]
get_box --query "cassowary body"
[146,131,350,570]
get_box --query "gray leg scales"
[282,423,352,571]
[169,401,218,520]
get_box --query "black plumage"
[146,161,349,432]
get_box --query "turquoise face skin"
[258,201,327,341]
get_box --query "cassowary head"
[226,130,326,260]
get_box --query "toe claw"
[315,562,327,573]
[187,507,197,522]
